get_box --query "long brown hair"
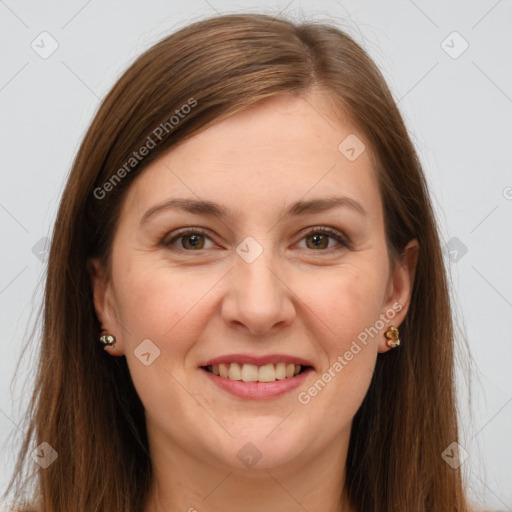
[5,12,469,511]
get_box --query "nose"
[221,245,296,336]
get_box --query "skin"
[90,88,418,512]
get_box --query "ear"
[377,239,419,353]
[88,258,125,356]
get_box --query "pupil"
[185,234,202,248]
[309,234,327,249]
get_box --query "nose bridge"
[237,247,278,301]
[222,235,294,334]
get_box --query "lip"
[200,366,314,400]
[198,353,315,368]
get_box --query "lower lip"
[200,368,313,400]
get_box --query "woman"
[5,12,470,511]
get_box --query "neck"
[143,426,355,512]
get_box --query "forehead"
[121,90,382,223]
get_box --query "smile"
[199,354,314,400]
[203,362,309,382]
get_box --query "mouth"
[201,362,312,383]
[198,355,314,400]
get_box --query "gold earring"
[99,332,116,347]
[385,326,400,348]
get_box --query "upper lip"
[199,353,314,369]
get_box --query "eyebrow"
[140,195,366,226]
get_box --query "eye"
[296,227,351,251]
[162,228,215,251]
[161,226,351,253]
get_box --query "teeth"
[258,364,276,383]
[241,364,258,382]
[219,363,228,378]
[207,362,307,382]
[228,362,242,380]
[275,362,286,380]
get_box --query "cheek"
[291,260,386,407]
[112,248,389,364]
[297,259,389,348]
[111,260,213,418]
[113,259,214,347]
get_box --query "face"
[91,89,417,475]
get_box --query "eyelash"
[161,226,352,253]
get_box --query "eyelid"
[296,226,352,251]
[161,227,214,249]
[161,225,352,252]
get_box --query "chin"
[214,424,309,471]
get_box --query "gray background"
[1,0,511,509]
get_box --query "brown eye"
[181,233,205,250]
[163,228,215,251]
[305,233,330,250]
[298,227,350,252]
